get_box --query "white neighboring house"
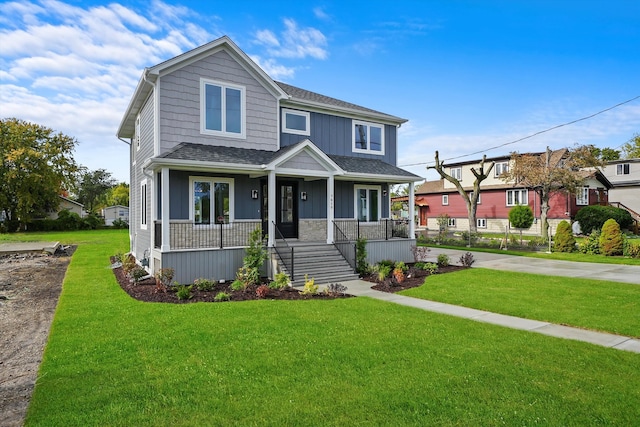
[102,205,129,226]
[47,196,85,219]
[602,159,640,219]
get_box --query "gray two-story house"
[117,36,420,284]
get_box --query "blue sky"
[1,0,639,183]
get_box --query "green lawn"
[11,230,640,425]
[402,268,640,338]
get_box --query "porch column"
[408,181,416,239]
[326,175,334,244]
[161,167,170,251]
[267,170,276,247]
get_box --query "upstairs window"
[450,167,462,180]
[353,121,384,155]
[617,163,630,175]
[442,194,449,205]
[201,79,245,138]
[576,187,589,206]
[495,161,509,177]
[506,189,527,206]
[355,185,380,222]
[282,109,310,136]
[469,191,481,204]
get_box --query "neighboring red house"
[414,152,612,236]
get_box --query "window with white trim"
[450,167,462,180]
[355,185,381,222]
[353,121,384,154]
[617,163,630,175]
[201,79,245,138]
[477,218,487,228]
[442,194,449,205]
[282,109,310,136]
[576,187,589,206]
[190,177,234,225]
[140,180,147,229]
[495,161,509,177]
[447,218,456,227]
[506,189,528,206]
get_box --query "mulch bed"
[366,265,468,293]
[111,258,354,303]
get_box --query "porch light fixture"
[251,189,259,199]
[383,189,388,197]
[300,191,307,201]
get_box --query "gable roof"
[150,142,420,182]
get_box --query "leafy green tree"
[0,118,79,231]
[621,133,640,159]
[106,183,130,207]
[76,168,116,213]
[508,205,534,245]
[588,145,620,161]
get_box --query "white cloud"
[250,55,295,80]
[254,18,328,60]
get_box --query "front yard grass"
[16,230,640,425]
[401,268,640,338]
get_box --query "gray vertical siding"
[299,179,327,219]
[163,248,246,284]
[366,239,416,264]
[159,50,278,155]
[281,111,397,165]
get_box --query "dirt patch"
[0,246,74,427]
[365,265,467,293]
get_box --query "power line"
[400,95,640,167]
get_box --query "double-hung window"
[617,163,630,175]
[282,109,310,136]
[576,187,589,206]
[191,177,234,225]
[201,79,245,138]
[450,167,462,180]
[442,194,449,205]
[506,189,527,206]
[355,185,381,222]
[469,191,481,204]
[353,121,384,155]
[495,161,509,177]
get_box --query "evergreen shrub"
[553,220,576,252]
[599,219,624,256]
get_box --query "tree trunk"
[467,198,478,234]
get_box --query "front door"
[276,181,298,239]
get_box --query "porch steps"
[275,243,359,287]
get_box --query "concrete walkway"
[0,241,60,255]
[340,250,640,353]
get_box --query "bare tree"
[501,145,603,239]
[429,151,495,234]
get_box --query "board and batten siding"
[366,239,415,264]
[158,50,279,155]
[132,94,155,261]
[162,248,246,284]
[280,111,398,165]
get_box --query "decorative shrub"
[269,272,290,290]
[154,268,174,293]
[112,218,129,229]
[459,231,480,245]
[437,254,450,267]
[239,228,268,287]
[356,237,368,275]
[575,205,633,234]
[301,275,318,295]
[231,279,245,292]
[122,254,137,276]
[375,264,392,282]
[410,245,431,262]
[176,285,192,300]
[578,229,601,254]
[324,283,348,296]
[553,220,576,253]
[392,262,406,283]
[421,262,438,274]
[599,219,624,256]
[459,252,475,267]
[214,292,230,302]
[255,284,270,298]
[623,240,640,258]
[193,278,215,291]
[131,268,147,284]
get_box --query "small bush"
[301,275,318,295]
[553,220,576,253]
[269,272,290,290]
[193,278,215,291]
[392,263,406,283]
[459,231,480,244]
[214,292,230,302]
[325,283,348,296]
[155,268,174,287]
[231,279,245,292]
[176,285,192,300]
[112,218,129,229]
[599,219,624,256]
[578,230,601,254]
[624,240,640,258]
[459,252,475,267]
[410,245,431,262]
[356,237,368,275]
[122,254,137,275]
[255,284,270,298]
[374,264,392,282]
[437,254,450,267]
[131,268,148,284]
[422,262,438,274]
